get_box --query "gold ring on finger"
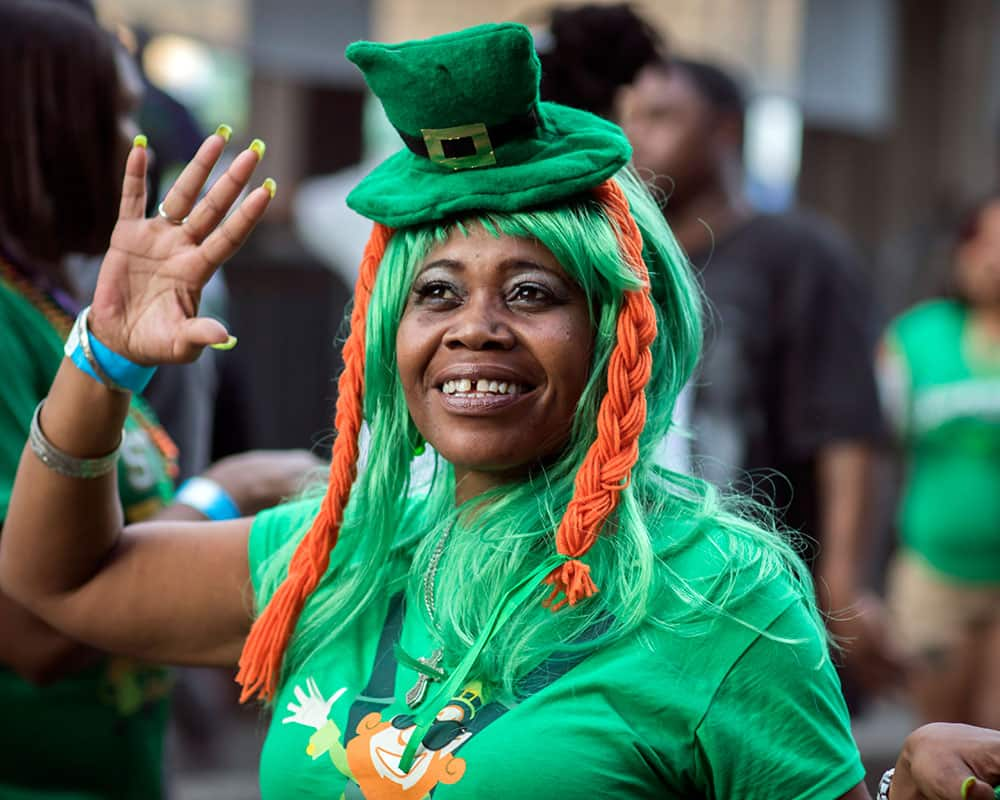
[157,201,188,225]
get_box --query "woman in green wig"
[1,20,999,800]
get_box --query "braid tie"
[544,178,657,610]
[236,222,393,703]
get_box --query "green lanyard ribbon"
[397,553,568,772]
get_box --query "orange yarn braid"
[544,178,658,610]
[236,222,393,703]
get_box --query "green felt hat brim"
[346,102,631,228]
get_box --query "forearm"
[814,441,875,609]
[0,359,129,604]
[0,589,100,685]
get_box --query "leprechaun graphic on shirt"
[283,677,484,798]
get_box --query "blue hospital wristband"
[64,306,156,394]
[173,477,242,521]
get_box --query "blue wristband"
[173,477,242,521]
[64,307,156,394]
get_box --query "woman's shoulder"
[650,511,811,628]
[631,508,822,678]
[247,490,430,602]
[889,298,965,340]
[247,496,323,591]
[600,512,841,784]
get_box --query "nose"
[442,293,516,351]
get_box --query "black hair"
[49,0,98,19]
[537,3,665,119]
[665,57,747,119]
[0,0,124,264]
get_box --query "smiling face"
[395,225,594,501]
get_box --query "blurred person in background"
[877,196,1000,729]
[537,3,896,702]
[0,2,316,795]
[617,54,897,702]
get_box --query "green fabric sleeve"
[693,601,865,800]
[247,497,323,608]
[875,331,911,438]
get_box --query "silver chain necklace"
[422,520,454,626]
[406,521,454,708]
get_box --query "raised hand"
[89,131,273,365]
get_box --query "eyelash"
[412,282,462,308]
[411,281,558,308]
[506,283,555,305]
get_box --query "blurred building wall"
[96,0,248,45]
[798,0,1000,315]
[374,0,804,92]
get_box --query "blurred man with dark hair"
[619,56,896,701]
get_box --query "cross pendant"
[405,648,444,709]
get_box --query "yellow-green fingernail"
[215,124,233,143]
[133,134,148,148]
[962,776,976,799]
[249,138,266,160]
[262,177,277,199]
[209,335,238,351]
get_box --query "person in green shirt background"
[1,15,1000,800]
[878,194,1000,732]
[0,3,317,796]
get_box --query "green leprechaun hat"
[344,22,632,227]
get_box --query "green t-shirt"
[882,299,1000,581]
[0,277,174,798]
[249,500,864,800]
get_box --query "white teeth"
[440,378,524,396]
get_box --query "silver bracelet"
[29,400,122,479]
[878,767,895,800]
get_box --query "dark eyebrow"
[417,257,569,282]
[499,259,569,281]
[418,259,464,274]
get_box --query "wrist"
[173,477,242,521]
[878,767,894,799]
[64,306,156,394]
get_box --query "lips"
[429,364,539,415]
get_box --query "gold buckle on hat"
[421,123,496,169]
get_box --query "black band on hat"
[398,105,540,164]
